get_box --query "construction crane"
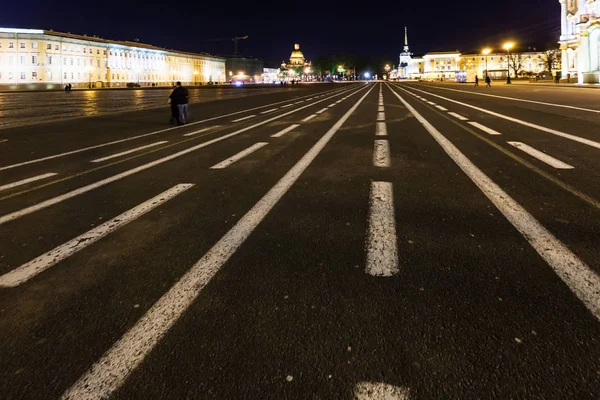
[203,36,248,55]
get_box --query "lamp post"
[337,65,345,81]
[482,48,491,80]
[503,42,514,84]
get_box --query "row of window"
[0,71,218,81]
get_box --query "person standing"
[474,75,479,87]
[485,75,491,87]
[169,81,189,125]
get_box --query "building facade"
[0,27,226,89]
[280,43,313,80]
[559,0,600,83]
[225,56,263,83]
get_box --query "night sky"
[1,1,559,67]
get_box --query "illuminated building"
[0,27,226,89]
[559,0,600,83]
[280,43,312,81]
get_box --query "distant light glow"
[364,72,370,78]
[0,27,44,34]
[234,81,243,86]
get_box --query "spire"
[404,26,408,47]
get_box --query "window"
[70,58,73,65]
[64,72,67,79]
[84,48,87,53]
[55,44,59,50]
[71,72,74,79]
[9,42,14,48]
[47,44,52,50]
[77,72,80,79]
[32,72,37,79]
[97,59,100,67]
[20,56,25,65]
[97,49,100,54]
[20,72,25,79]
[9,72,13,80]
[32,42,38,49]
[32,55,37,65]
[47,55,52,64]
[48,71,52,80]
[20,42,25,48]
[112,73,114,79]
[63,58,66,65]
[103,50,106,55]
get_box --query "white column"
[560,0,567,38]
[578,34,590,83]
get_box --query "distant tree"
[541,49,561,73]
[508,53,524,78]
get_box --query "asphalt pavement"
[0,81,599,399]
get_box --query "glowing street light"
[503,42,514,84]
[364,72,371,79]
[482,48,491,80]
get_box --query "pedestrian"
[169,81,189,125]
[65,84,69,93]
[68,83,72,92]
[474,75,479,87]
[168,95,179,125]
[485,75,491,87]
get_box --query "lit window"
[64,72,67,79]
[32,55,37,64]
[84,48,87,53]
[70,58,73,65]
[32,72,37,79]
[47,44,51,50]
[32,42,38,49]
[55,44,59,50]
[9,42,14,48]
[97,59,100,67]
[97,49,100,54]
[20,72,25,79]
[71,72,74,79]
[20,56,25,65]
[20,42,25,48]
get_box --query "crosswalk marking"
[0,172,58,192]
[365,181,399,277]
[508,141,574,169]
[210,142,269,169]
[232,115,256,122]
[373,140,391,167]
[468,121,502,135]
[59,85,374,400]
[0,184,194,288]
[90,141,168,163]
[448,112,468,120]
[271,124,300,138]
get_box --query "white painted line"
[400,85,600,150]
[281,104,293,108]
[306,97,313,100]
[365,182,398,277]
[388,83,600,321]
[377,112,385,121]
[0,85,368,226]
[435,105,448,111]
[232,115,256,122]
[0,172,58,192]
[378,106,385,112]
[260,108,278,114]
[59,85,375,400]
[327,104,336,108]
[90,141,169,163]
[373,140,391,168]
[354,382,410,400]
[0,139,7,143]
[467,121,502,136]
[376,122,387,136]
[316,107,329,114]
[210,142,269,169]
[302,114,317,122]
[448,112,468,121]
[336,100,342,104]
[182,126,218,137]
[508,142,574,169]
[294,101,303,104]
[0,184,193,287]
[271,124,300,138]
[427,101,436,105]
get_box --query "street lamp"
[503,42,514,84]
[482,48,491,80]
[337,65,345,80]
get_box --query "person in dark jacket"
[169,82,189,125]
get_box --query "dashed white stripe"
[260,108,278,114]
[435,105,448,111]
[448,112,468,120]
[508,142,574,169]
[389,83,600,321]
[468,121,502,135]
[316,108,328,114]
[376,122,387,136]
[373,140,391,167]
[378,106,385,112]
[281,104,293,108]
[427,101,436,105]
[182,126,217,136]
[232,115,256,122]
[59,84,374,400]
[302,114,317,122]
[0,172,58,192]
[328,104,336,107]
[365,182,399,276]
[377,112,385,121]
[90,141,168,163]
[271,124,300,138]
[354,382,410,400]
[210,142,269,169]
[0,184,194,287]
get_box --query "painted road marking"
[448,112,468,120]
[59,85,375,400]
[302,114,317,122]
[389,83,600,321]
[328,104,336,107]
[271,124,300,138]
[336,100,342,104]
[468,121,502,135]
[182,126,218,137]
[316,107,328,114]
[373,140,391,167]
[0,184,193,288]
[0,86,355,173]
[0,173,58,192]
[0,85,369,226]
[427,101,436,105]
[365,182,398,277]
[90,141,169,163]
[232,115,256,122]
[354,382,410,400]
[260,108,278,114]
[377,112,385,121]
[508,142,574,169]
[400,85,600,150]
[0,139,7,143]
[376,122,387,136]
[378,106,385,112]
[210,142,269,169]
[435,105,448,111]
[281,104,293,108]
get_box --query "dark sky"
[1,2,559,67]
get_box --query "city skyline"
[1,1,559,66]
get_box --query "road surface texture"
[0,81,599,400]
